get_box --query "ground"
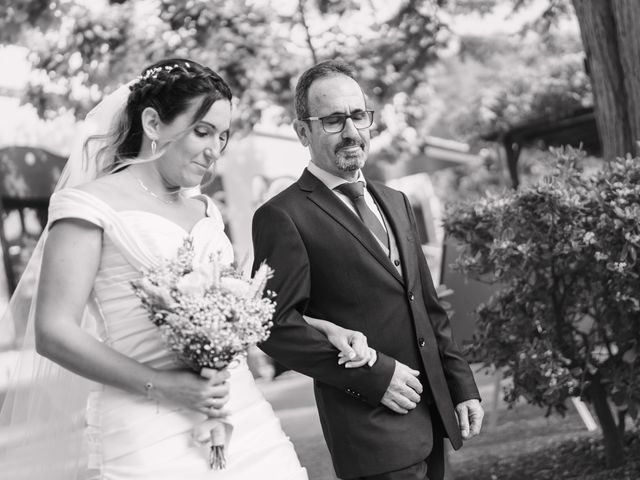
[450,403,640,480]
[261,369,640,480]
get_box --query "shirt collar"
[307,161,366,190]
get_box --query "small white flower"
[176,269,212,297]
[137,278,175,310]
[219,277,252,298]
[612,261,627,273]
[133,236,275,374]
[583,232,596,245]
[624,232,640,243]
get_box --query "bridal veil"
[0,83,131,479]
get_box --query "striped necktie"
[335,181,389,249]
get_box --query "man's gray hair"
[294,60,358,121]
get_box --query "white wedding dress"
[44,188,307,480]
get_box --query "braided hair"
[96,58,232,173]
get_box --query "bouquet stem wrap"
[132,237,275,470]
[195,367,235,469]
[209,416,227,469]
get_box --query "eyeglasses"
[302,110,374,133]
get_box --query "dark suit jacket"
[252,169,480,478]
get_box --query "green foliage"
[351,2,446,103]
[430,147,562,206]
[3,0,452,146]
[441,0,574,32]
[424,0,590,145]
[441,0,499,15]
[444,147,640,419]
[6,0,297,129]
[0,0,53,43]
[429,152,508,203]
[279,0,450,151]
[1,0,591,165]
[453,46,592,140]
[23,1,132,116]
[314,0,362,15]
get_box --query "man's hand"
[455,398,484,440]
[381,360,422,414]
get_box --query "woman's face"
[156,97,231,188]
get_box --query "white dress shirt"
[307,162,387,231]
[306,162,403,276]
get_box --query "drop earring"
[151,139,157,156]
[203,148,217,184]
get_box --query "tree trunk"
[587,374,626,468]
[610,1,640,153]
[571,0,640,160]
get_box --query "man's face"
[299,74,370,179]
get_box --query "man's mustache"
[335,139,364,154]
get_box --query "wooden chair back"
[0,146,66,294]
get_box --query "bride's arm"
[34,218,228,416]
[303,316,377,368]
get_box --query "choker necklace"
[131,173,181,205]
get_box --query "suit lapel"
[298,170,403,284]
[368,182,416,284]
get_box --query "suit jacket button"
[418,338,426,347]
[409,292,415,301]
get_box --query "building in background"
[218,126,482,290]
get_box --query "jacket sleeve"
[403,194,481,405]
[251,201,395,407]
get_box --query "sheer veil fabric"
[0,84,132,479]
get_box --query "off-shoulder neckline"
[54,188,217,235]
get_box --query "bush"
[444,147,640,466]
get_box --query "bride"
[0,58,374,479]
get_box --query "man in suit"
[252,60,483,480]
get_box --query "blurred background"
[1,1,639,479]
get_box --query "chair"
[0,146,67,294]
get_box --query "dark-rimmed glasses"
[302,110,374,133]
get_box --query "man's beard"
[335,140,366,171]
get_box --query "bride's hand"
[153,368,230,417]
[326,326,377,369]
[303,316,377,369]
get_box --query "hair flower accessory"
[135,63,185,84]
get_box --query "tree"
[444,147,640,468]
[292,0,451,163]
[448,33,591,142]
[0,0,302,131]
[571,1,640,160]
[1,0,452,149]
[443,0,640,160]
